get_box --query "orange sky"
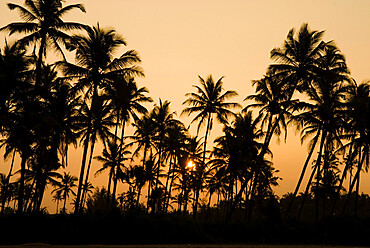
[1,0,370,212]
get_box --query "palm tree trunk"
[297,130,326,221]
[166,156,177,212]
[164,154,174,212]
[75,127,91,214]
[194,112,212,218]
[56,199,59,214]
[315,130,326,221]
[247,177,258,222]
[297,159,318,220]
[106,170,113,204]
[112,121,126,203]
[35,34,46,87]
[136,186,142,207]
[63,192,67,213]
[285,132,319,219]
[343,146,366,215]
[329,141,355,215]
[1,151,16,213]
[80,137,96,209]
[17,155,27,214]
[35,180,47,212]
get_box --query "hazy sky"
[1,0,370,211]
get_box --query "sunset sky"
[1,0,370,211]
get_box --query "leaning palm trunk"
[297,130,326,221]
[75,125,91,214]
[329,142,355,215]
[1,151,16,212]
[343,146,366,215]
[285,132,319,219]
[80,137,97,209]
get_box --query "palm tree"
[76,95,116,207]
[0,0,86,87]
[150,100,182,211]
[94,139,131,204]
[162,121,188,211]
[52,190,63,214]
[267,24,350,219]
[182,75,240,217]
[3,100,36,214]
[212,112,266,219]
[338,81,370,215]
[57,24,143,213]
[0,0,86,86]
[130,114,156,171]
[269,23,327,96]
[0,41,33,130]
[288,44,350,220]
[230,75,293,218]
[24,151,62,212]
[80,181,94,210]
[105,76,151,202]
[106,76,152,140]
[52,172,77,213]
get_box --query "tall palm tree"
[106,76,152,140]
[105,76,152,201]
[182,75,240,217]
[0,0,86,86]
[76,95,115,207]
[230,74,293,218]
[212,112,266,219]
[52,190,62,214]
[94,139,131,204]
[269,23,327,96]
[52,172,77,213]
[162,121,188,211]
[288,44,350,220]
[149,99,182,212]
[338,81,370,215]
[57,24,143,213]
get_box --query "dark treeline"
[0,0,370,245]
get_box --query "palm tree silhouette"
[77,95,115,208]
[105,76,151,201]
[94,139,131,204]
[162,121,188,211]
[150,99,181,212]
[269,23,327,96]
[339,81,370,215]
[182,75,240,217]
[0,0,86,87]
[52,190,62,214]
[57,24,143,213]
[289,44,350,220]
[52,172,77,213]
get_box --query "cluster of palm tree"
[0,1,369,222]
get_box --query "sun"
[186,160,196,171]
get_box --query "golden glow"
[186,161,196,171]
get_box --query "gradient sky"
[1,0,370,211]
